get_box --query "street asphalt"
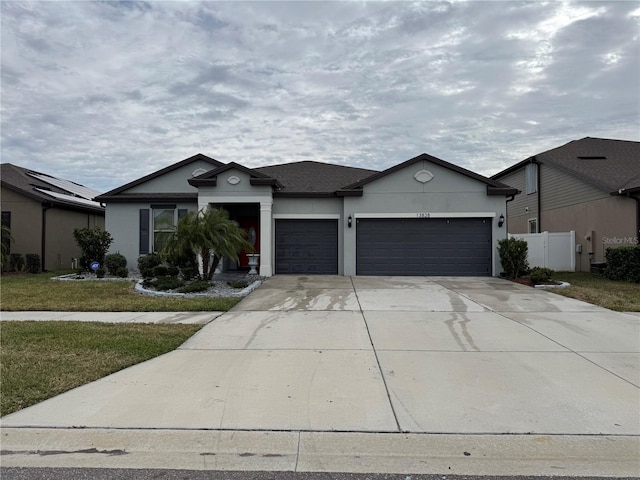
[1,275,639,477]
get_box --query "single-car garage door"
[275,219,338,274]
[357,218,491,276]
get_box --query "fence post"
[542,231,549,268]
[569,230,576,272]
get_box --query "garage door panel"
[357,218,491,276]
[275,219,338,275]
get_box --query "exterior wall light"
[348,215,352,228]
[498,214,505,228]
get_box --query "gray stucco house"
[492,137,640,272]
[96,153,518,277]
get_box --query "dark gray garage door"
[275,219,338,274]
[356,218,492,276]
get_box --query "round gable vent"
[191,168,208,177]
[414,169,434,183]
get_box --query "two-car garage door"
[356,218,492,276]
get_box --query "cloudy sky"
[2,1,638,193]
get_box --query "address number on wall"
[416,213,430,218]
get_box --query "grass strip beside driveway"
[0,273,241,312]
[551,272,640,312]
[0,321,201,416]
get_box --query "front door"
[239,218,260,268]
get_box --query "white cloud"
[1,0,638,191]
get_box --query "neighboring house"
[0,164,105,271]
[492,137,640,272]
[96,153,517,277]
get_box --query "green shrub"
[25,254,41,274]
[9,253,24,272]
[605,246,640,283]
[116,266,129,278]
[227,280,249,289]
[153,276,184,291]
[180,266,198,281]
[73,227,113,271]
[176,280,211,293]
[138,254,161,278]
[165,249,198,272]
[529,267,554,285]
[152,265,169,277]
[104,253,127,275]
[96,267,106,278]
[497,237,529,278]
[167,265,180,277]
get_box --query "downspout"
[41,203,53,271]
[505,194,516,233]
[534,156,541,232]
[632,193,640,242]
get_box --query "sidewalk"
[0,311,223,324]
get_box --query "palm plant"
[161,207,253,280]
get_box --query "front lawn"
[0,272,241,311]
[550,272,640,312]
[0,321,201,416]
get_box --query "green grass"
[551,272,640,312]
[0,272,241,311]
[0,321,201,416]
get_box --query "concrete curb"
[51,273,136,282]
[534,281,571,289]
[1,428,638,476]
[134,279,262,298]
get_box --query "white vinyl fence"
[509,231,576,272]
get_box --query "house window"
[153,208,175,253]
[528,218,538,234]
[526,163,538,194]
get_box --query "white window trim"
[152,208,177,253]
[353,212,496,219]
[526,163,538,195]
[272,214,341,219]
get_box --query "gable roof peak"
[96,153,223,198]
[340,152,514,194]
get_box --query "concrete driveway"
[2,275,639,475]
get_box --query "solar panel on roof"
[27,172,102,200]
[34,188,104,209]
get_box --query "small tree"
[161,208,252,280]
[497,237,529,278]
[72,226,113,271]
[1,224,12,272]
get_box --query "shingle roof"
[1,163,105,213]
[97,154,516,200]
[254,161,378,195]
[493,137,640,194]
